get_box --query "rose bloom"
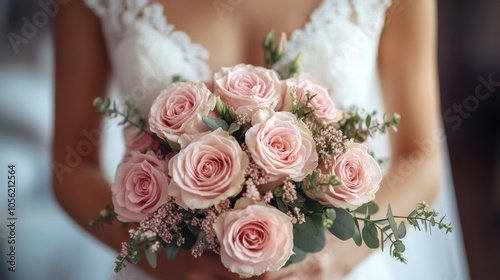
[214,64,284,117]
[149,82,216,142]
[320,141,382,210]
[168,128,249,209]
[213,198,294,277]
[122,126,157,157]
[282,74,343,124]
[245,111,318,188]
[111,151,170,222]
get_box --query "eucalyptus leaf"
[130,250,142,264]
[365,114,372,127]
[181,226,198,250]
[188,224,201,236]
[328,208,355,240]
[362,222,380,249]
[293,214,325,253]
[387,205,399,240]
[398,222,407,239]
[202,116,229,131]
[304,199,325,212]
[352,217,362,246]
[144,246,158,268]
[276,198,288,213]
[394,240,406,253]
[289,194,306,208]
[227,123,241,135]
[165,242,182,261]
[285,246,308,267]
[354,202,379,216]
[167,139,181,152]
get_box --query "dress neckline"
[148,0,329,75]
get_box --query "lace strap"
[83,0,210,81]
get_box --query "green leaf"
[293,214,326,253]
[276,198,288,213]
[130,250,142,264]
[144,246,158,268]
[365,114,372,128]
[362,222,380,249]
[380,228,385,252]
[393,240,406,253]
[328,209,355,240]
[202,116,229,131]
[188,224,200,236]
[181,227,198,250]
[227,123,240,135]
[398,222,407,239]
[304,199,325,212]
[387,205,399,240]
[165,242,182,261]
[131,231,143,246]
[354,202,379,216]
[289,194,306,208]
[166,139,181,152]
[285,246,308,267]
[352,217,362,246]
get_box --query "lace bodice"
[85,0,391,114]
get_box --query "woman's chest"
[158,0,322,71]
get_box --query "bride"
[53,0,468,279]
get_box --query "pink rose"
[245,111,318,188]
[213,198,294,277]
[123,126,157,156]
[149,82,216,142]
[111,151,170,222]
[320,142,382,210]
[283,74,343,124]
[214,64,284,117]
[168,129,249,209]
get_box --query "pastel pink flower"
[149,82,216,142]
[320,141,382,210]
[122,126,157,157]
[213,198,294,277]
[282,74,343,124]
[111,151,170,222]
[214,64,284,117]
[168,129,249,209]
[245,111,318,188]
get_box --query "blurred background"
[0,0,499,279]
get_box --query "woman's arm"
[52,2,196,279]
[377,0,441,217]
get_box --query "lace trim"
[84,0,211,81]
[289,0,391,48]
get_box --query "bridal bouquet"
[91,32,451,277]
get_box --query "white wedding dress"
[85,0,469,279]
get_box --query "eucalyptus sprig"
[89,205,128,230]
[325,202,452,263]
[93,97,148,132]
[262,30,302,78]
[338,110,400,143]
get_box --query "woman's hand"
[182,234,372,280]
